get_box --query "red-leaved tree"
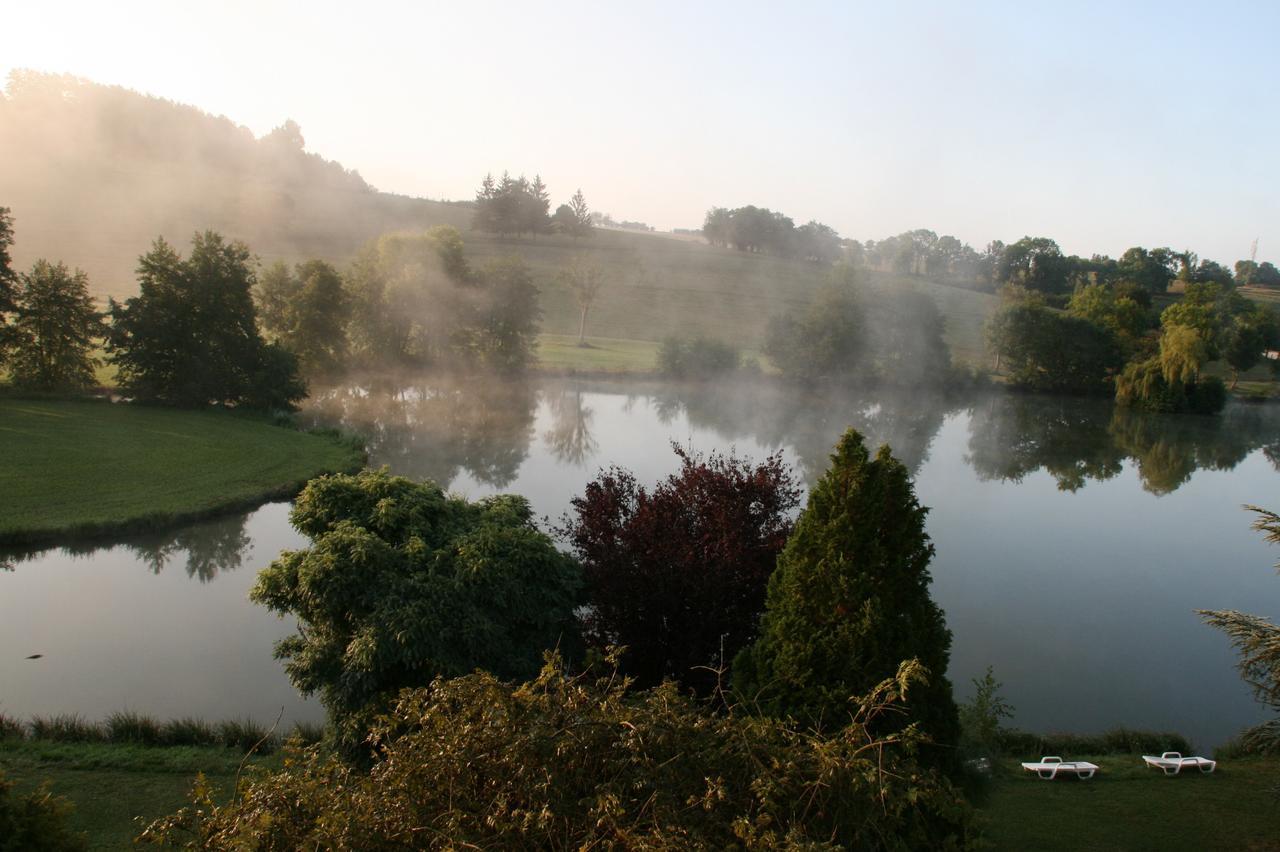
[559,445,801,696]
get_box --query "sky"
[3,0,1278,264]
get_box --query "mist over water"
[5,380,1278,748]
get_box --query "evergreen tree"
[733,429,959,762]
[569,188,593,238]
[471,173,497,233]
[526,174,551,236]
[9,260,105,390]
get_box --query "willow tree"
[1200,506,1280,753]
[733,429,959,762]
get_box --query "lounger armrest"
[1042,756,1063,763]
[1161,752,1182,759]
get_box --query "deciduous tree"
[559,445,801,697]
[251,468,582,758]
[106,232,305,409]
[9,260,104,390]
[557,254,604,345]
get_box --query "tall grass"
[5,712,300,754]
[997,727,1191,757]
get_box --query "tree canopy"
[985,300,1123,394]
[106,231,305,409]
[472,172,552,237]
[255,259,348,376]
[250,468,582,758]
[733,429,959,763]
[9,260,104,390]
[558,445,800,696]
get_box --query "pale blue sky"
[3,0,1277,264]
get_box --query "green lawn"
[979,756,1280,850]
[0,741,269,850]
[0,398,364,544]
[536,334,661,373]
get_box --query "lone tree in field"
[9,260,105,390]
[559,445,800,697]
[558,255,605,346]
[1200,506,1280,754]
[733,428,960,760]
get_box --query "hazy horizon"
[3,0,1278,265]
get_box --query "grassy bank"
[0,398,364,545]
[979,755,1280,850]
[0,740,275,850]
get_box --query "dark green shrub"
[657,334,740,378]
[0,770,86,851]
[141,655,976,849]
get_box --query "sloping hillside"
[0,70,995,363]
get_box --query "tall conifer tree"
[733,428,959,760]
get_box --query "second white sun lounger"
[1142,752,1216,776]
[1020,756,1099,780]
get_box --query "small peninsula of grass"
[0,398,364,545]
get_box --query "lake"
[3,378,1279,749]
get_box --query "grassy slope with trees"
[0,398,363,544]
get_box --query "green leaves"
[250,468,582,760]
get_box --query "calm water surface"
[4,380,1279,748]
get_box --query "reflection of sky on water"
[3,381,1280,749]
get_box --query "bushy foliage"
[343,227,540,373]
[765,278,865,382]
[559,445,800,696]
[734,430,960,766]
[255,259,348,376]
[958,667,1015,763]
[703,205,842,262]
[1200,506,1280,754]
[106,232,306,409]
[986,301,1122,394]
[657,334,741,378]
[251,468,582,759]
[8,260,105,390]
[141,655,976,850]
[0,770,86,852]
[1114,356,1227,414]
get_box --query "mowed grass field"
[0,398,364,543]
[979,756,1280,850]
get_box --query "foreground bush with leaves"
[141,655,975,850]
[0,770,86,852]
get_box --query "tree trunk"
[577,304,590,345]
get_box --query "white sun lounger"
[1020,756,1099,780]
[1142,752,1216,776]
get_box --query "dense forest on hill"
[0,71,469,296]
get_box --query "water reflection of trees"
[0,511,253,582]
[542,387,597,465]
[648,382,958,484]
[304,376,537,489]
[967,394,1280,495]
[120,514,253,581]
